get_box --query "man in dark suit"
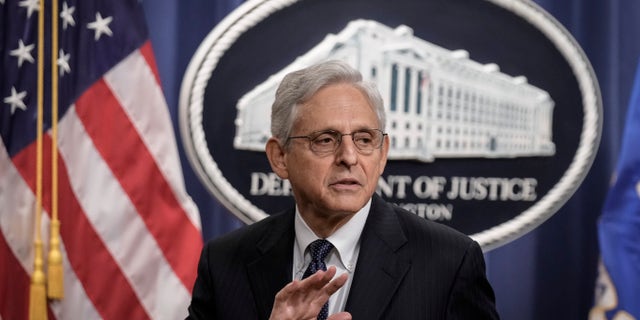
[187,60,499,319]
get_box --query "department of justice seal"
[179,0,602,251]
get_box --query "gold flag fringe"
[30,241,48,320]
[47,221,64,299]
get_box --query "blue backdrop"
[142,0,640,319]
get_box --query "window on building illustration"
[405,137,410,147]
[428,82,433,108]
[391,64,398,112]
[417,71,423,114]
[404,68,411,113]
[371,66,377,79]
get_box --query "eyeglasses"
[287,128,387,155]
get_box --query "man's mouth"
[330,178,361,188]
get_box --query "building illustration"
[233,19,555,162]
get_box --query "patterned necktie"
[302,239,334,320]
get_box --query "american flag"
[1,0,203,319]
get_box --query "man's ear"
[378,134,390,175]
[265,138,289,179]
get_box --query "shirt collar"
[294,199,371,270]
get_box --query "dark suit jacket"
[187,194,499,319]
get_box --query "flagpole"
[47,0,64,300]
[29,0,48,318]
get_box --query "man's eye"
[356,137,372,144]
[313,134,337,145]
[354,134,374,144]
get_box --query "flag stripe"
[0,139,34,320]
[105,44,202,231]
[58,104,191,319]
[12,137,151,320]
[0,231,29,320]
[48,239,102,320]
[0,141,36,273]
[140,42,163,91]
[77,72,201,291]
[137,42,202,229]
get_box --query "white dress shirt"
[292,199,371,316]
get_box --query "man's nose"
[334,134,358,166]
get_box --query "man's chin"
[324,195,368,213]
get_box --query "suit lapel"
[246,211,295,320]
[345,195,411,319]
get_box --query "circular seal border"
[179,0,602,251]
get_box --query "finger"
[273,279,301,301]
[324,272,348,296]
[321,266,338,286]
[275,267,343,305]
[328,312,352,320]
[318,266,337,282]
[304,266,337,291]
[309,272,348,310]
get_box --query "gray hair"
[270,60,386,142]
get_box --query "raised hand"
[269,266,352,320]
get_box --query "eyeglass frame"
[286,128,388,155]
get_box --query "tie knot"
[308,239,334,262]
